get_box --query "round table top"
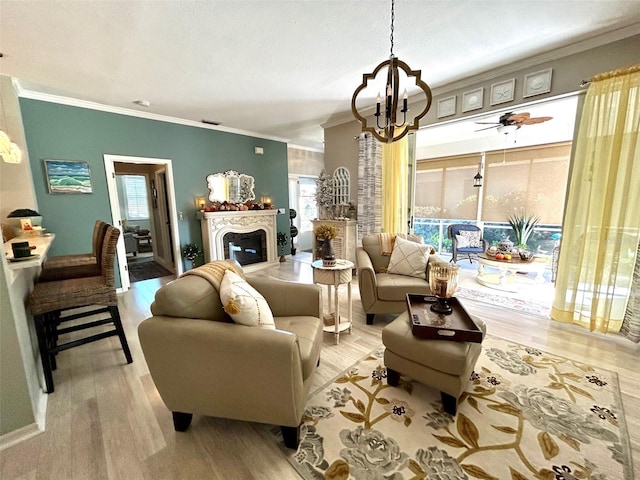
[311,259,354,270]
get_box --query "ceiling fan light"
[497,124,518,135]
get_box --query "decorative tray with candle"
[405,293,483,343]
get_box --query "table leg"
[347,280,352,333]
[327,285,333,314]
[334,281,340,344]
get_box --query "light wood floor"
[2,254,638,479]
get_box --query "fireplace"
[200,210,278,272]
[224,230,267,266]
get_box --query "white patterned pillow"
[459,230,482,248]
[387,236,430,279]
[456,234,470,248]
[219,270,275,329]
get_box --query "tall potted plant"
[508,213,540,250]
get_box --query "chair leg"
[109,306,133,364]
[386,367,400,386]
[172,411,193,431]
[33,314,55,394]
[366,313,375,325]
[441,392,458,415]
[281,424,301,449]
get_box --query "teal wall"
[19,99,291,274]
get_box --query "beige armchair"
[138,261,323,449]
[356,234,449,325]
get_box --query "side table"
[311,259,353,344]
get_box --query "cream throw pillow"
[219,270,275,329]
[387,236,430,279]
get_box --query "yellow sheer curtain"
[552,64,640,333]
[382,136,408,233]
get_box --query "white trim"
[288,143,324,153]
[0,422,43,451]
[14,82,288,144]
[104,154,182,291]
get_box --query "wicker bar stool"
[28,225,133,393]
[38,220,108,282]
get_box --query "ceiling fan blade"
[474,125,499,132]
[507,113,530,123]
[522,116,553,125]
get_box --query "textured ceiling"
[1,1,640,150]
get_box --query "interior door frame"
[104,154,182,291]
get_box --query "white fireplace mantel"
[199,210,278,272]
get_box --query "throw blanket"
[181,260,240,292]
[378,232,408,256]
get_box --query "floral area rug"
[276,336,632,480]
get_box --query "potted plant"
[314,223,337,266]
[507,213,540,250]
[277,231,288,262]
[182,243,204,268]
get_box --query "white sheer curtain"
[357,133,382,242]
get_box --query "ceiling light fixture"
[473,153,485,188]
[351,0,432,144]
[497,124,518,135]
[133,100,151,108]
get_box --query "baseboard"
[0,422,43,451]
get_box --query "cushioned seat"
[138,260,323,449]
[448,223,488,264]
[356,233,449,324]
[382,311,485,415]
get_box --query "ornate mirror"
[206,170,256,203]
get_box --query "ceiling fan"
[475,111,553,133]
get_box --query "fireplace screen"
[223,230,267,266]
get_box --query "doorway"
[104,155,181,291]
[288,175,318,252]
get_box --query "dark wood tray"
[405,293,483,343]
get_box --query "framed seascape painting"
[44,159,93,194]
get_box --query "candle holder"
[428,264,460,315]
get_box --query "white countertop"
[4,233,55,271]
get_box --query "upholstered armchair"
[137,260,323,449]
[448,224,488,263]
[356,234,449,325]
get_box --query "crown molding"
[427,23,640,97]
[12,80,289,144]
[287,143,324,153]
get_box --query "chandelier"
[351,0,432,144]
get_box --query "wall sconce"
[195,197,206,210]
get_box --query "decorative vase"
[321,238,336,267]
[498,236,514,253]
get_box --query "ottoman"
[382,311,486,415]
